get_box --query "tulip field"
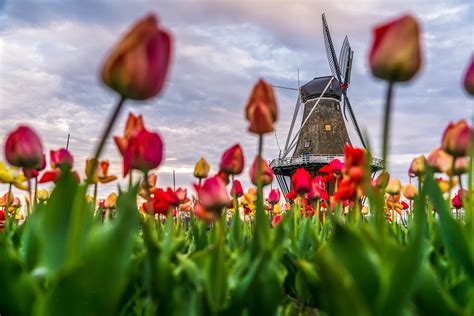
[1,12,474,316]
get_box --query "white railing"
[270,154,383,169]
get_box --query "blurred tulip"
[463,54,474,95]
[334,178,356,201]
[98,160,118,183]
[114,113,145,156]
[408,155,426,177]
[449,156,469,176]
[386,178,401,195]
[175,187,188,203]
[194,176,229,213]
[400,201,409,210]
[427,148,453,173]
[220,144,244,175]
[23,153,46,179]
[329,159,343,176]
[38,169,61,184]
[436,177,457,193]
[50,148,74,169]
[231,179,244,198]
[37,189,50,202]
[245,79,278,135]
[0,162,29,190]
[285,190,297,200]
[123,129,163,176]
[216,170,230,185]
[307,176,326,201]
[267,188,281,205]
[4,125,44,169]
[369,15,421,82]
[249,156,273,186]
[402,184,417,200]
[193,202,216,222]
[441,120,470,157]
[102,13,172,100]
[271,214,282,227]
[372,171,390,189]
[193,157,210,179]
[0,192,14,207]
[104,192,117,209]
[291,168,311,195]
[452,191,463,209]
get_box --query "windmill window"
[304,140,311,148]
[325,124,332,131]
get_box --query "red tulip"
[307,176,326,201]
[249,156,273,186]
[123,128,164,176]
[38,169,61,184]
[441,120,470,157]
[231,179,244,198]
[334,178,356,201]
[285,190,297,200]
[245,79,278,135]
[463,54,474,95]
[369,15,422,82]
[4,125,44,169]
[329,159,343,175]
[343,144,365,171]
[114,113,145,155]
[216,170,230,185]
[102,13,172,100]
[272,214,282,227]
[291,168,311,194]
[267,188,281,205]
[220,144,244,175]
[194,176,229,213]
[451,189,465,209]
[50,148,74,169]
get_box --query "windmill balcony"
[270,154,383,170]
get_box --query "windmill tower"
[270,14,382,195]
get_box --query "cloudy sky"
[0,0,472,198]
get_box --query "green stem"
[448,157,456,205]
[5,183,12,234]
[231,175,238,217]
[27,178,32,214]
[93,183,98,212]
[33,177,38,208]
[128,171,133,189]
[382,82,394,170]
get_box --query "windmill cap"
[300,76,342,102]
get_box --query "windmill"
[270,13,382,195]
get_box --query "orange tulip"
[402,184,417,200]
[441,120,470,157]
[245,79,278,135]
[369,15,421,82]
[102,13,172,100]
[427,148,453,173]
[114,113,145,155]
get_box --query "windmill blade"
[339,36,350,81]
[342,91,367,148]
[322,13,342,82]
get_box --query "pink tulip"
[50,148,74,169]
[463,54,474,95]
[231,179,244,198]
[441,120,471,157]
[249,156,273,186]
[194,176,229,213]
[123,128,164,176]
[4,125,44,169]
[427,148,453,173]
[307,176,326,200]
[220,144,244,175]
[267,188,281,205]
[291,168,311,194]
[272,214,282,227]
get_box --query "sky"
[0,0,472,199]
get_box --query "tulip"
[114,113,145,156]
[4,125,44,169]
[38,169,61,184]
[463,54,474,95]
[402,184,417,200]
[216,170,230,185]
[0,162,28,190]
[175,187,188,203]
[123,129,164,176]
[307,176,326,200]
[329,159,343,176]
[37,189,50,202]
[267,188,281,205]
[249,156,273,186]
[369,15,421,82]
[441,120,470,157]
[193,157,210,179]
[104,192,117,209]
[343,144,365,173]
[193,202,217,222]
[400,201,409,210]
[452,193,463,209]
[291,168,311,195]
[219,144,244,175]
[285,190,297,200]
[271,214,282,227]
[194,176,229,213]
[245,79,278,135]
[50,148,74,169]
[427,148,453,173]
[408,155,426,177]
[449,156,469,176]
[102,14,172,100]
[386,178,401,195]
[334,178,356,201]
[231,179,244,198]
[372,171,390,189]
[436,177,457,194]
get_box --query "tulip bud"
[369,15,422,82]
[385,178,401,195]
[436,177,457,194]
[175,187,188,203]
[194,176,229,213]
[291,168,312,195]
[4,125,44,169]
[102,14,172,100]
[220,144,244,175]
[123,129,164,176]
[402,184,417,200]
[193,157,210,179]
[50,148,74,169]
[441,120,470,157]
[307,176,326,201]
[114,113,145,155]
[37,189,50,202]
[372,171,390,189]
[231,180,244,198]
[463,54,474,95]
[408,155,426,177]
[249,156,273,186]
[104,192,117,209]
[427,148,453,173]
[271,214,282,227]
[449,156,469,176]
[245,79,278,135]
[267,188,281,205]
